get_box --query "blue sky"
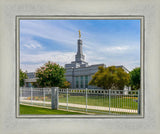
[20,19,140,72]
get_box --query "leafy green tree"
[129,67,140,90]
[89,66,130,90]
[35,61,66,87]
[20,69,28,87]
[60,81,71,88]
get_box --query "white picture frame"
[16,16,144,118]
[0,0,160,134]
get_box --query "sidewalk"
[20,100,137,113]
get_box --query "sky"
[20,19,140,72]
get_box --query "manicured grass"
[20,104,83,115]
[59,94,138,110]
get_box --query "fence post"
[86,88,88,113]
[31,87,33,105]
[109,89,111,114]
[138,89,141,114]
[51,87,59,110]
[67,88,68,111]
[20,87,22,97]
[43,88,45,107]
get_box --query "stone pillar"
[73,77,76,88]
[51,87,59,110]
[88,75,91,88]
[24,80,27,87]
[83,75,85,88]
[72,67,74,88]
[78,76,81,88]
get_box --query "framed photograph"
[0,0,160,134]
[16,16,144,118]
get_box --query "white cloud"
[21,51,75,63]
[20,41,140,72]
[23,42,42,49]
[84,42,140,71]
[20,51,75,72]
[20,48,140,72]
[20,36,43,50]
[20,64,43,72]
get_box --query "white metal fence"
[20,87,140,115]
[20,87,52,108]
[59,89,139,115]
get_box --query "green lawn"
[20,104,83,115]
[59,94,138,110]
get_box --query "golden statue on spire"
[78,30,81,39]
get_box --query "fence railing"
[20,87,52,108]
[59,88,139,115]
[20,87,140,115]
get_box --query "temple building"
[64,31,129,89]
[24,31,129,89]
[64,31,104,89]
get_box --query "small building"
[24,72,38,87]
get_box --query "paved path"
[20,100,137,113]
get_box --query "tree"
[129,67,140,90]
[20,69,28,87]
[60,81,71,88]
[35,61,66,87]
[89,66,130,90]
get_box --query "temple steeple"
[64,31,88,69]
[75,31,85,63]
